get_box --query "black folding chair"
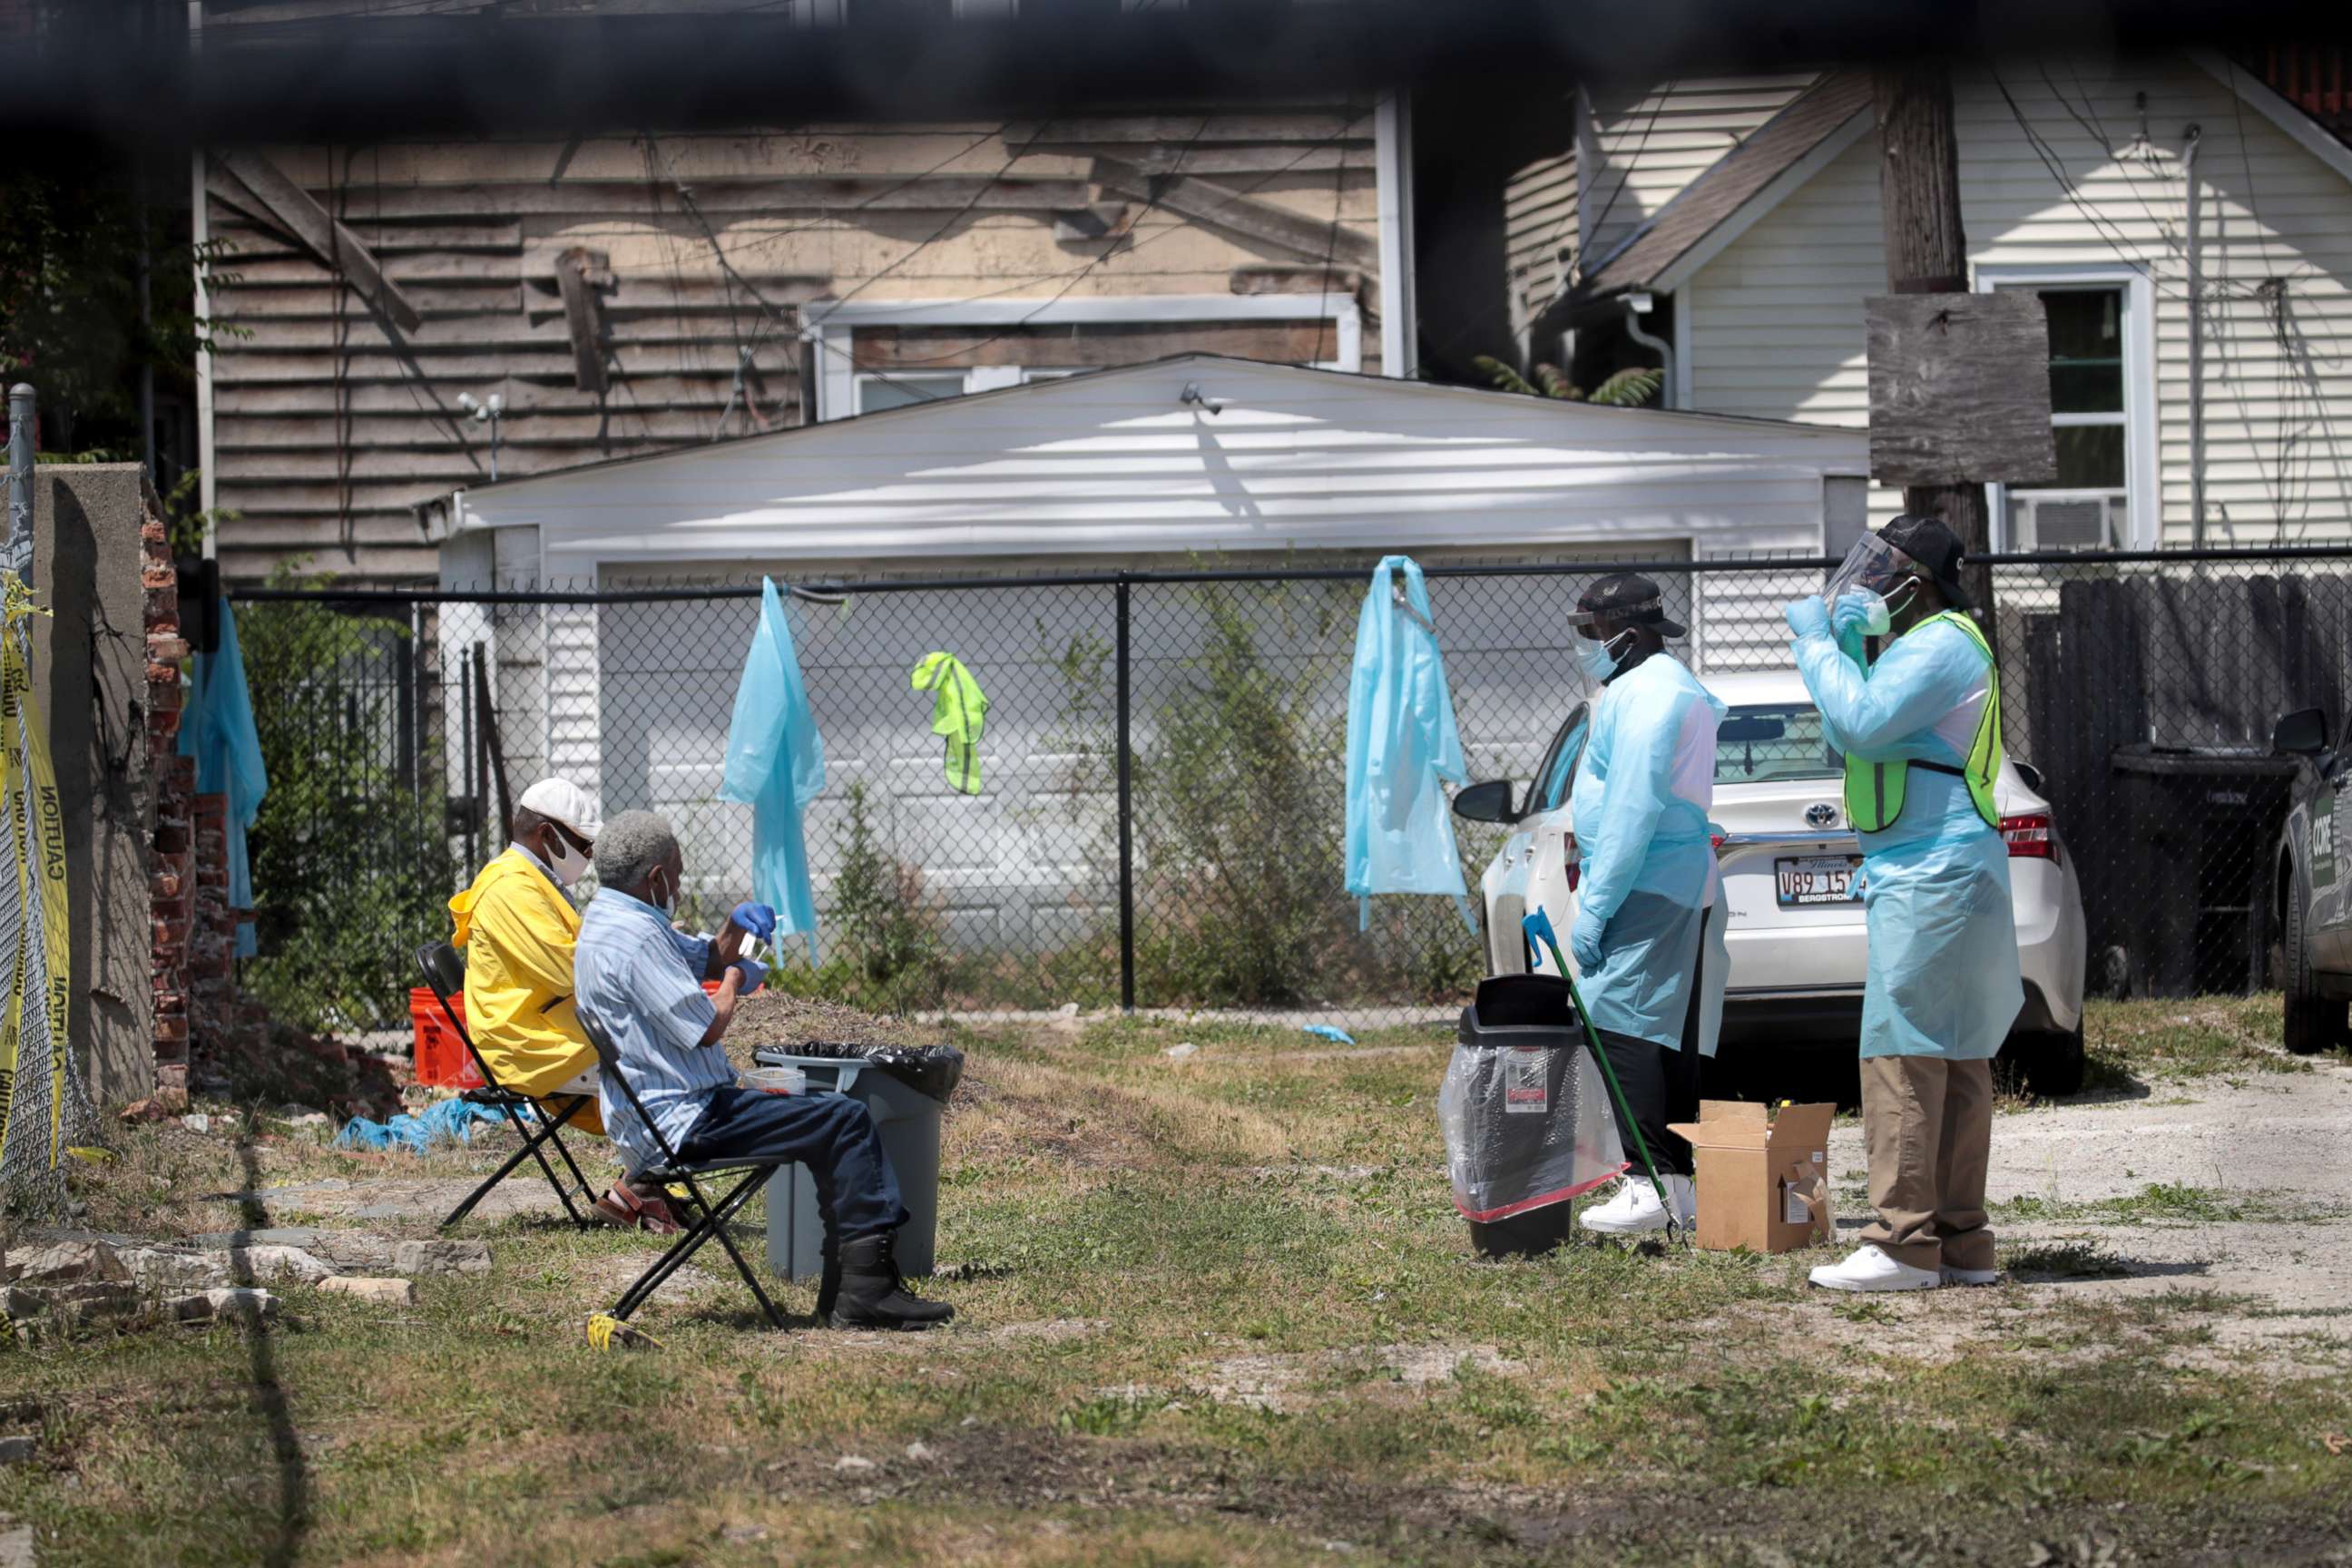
[415,943,602,1231]
[578,1012,788,1332]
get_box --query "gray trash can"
[751,1043,963,1282]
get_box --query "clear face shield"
[1821,536,1926,637]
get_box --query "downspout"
[2184,122,2206,546]
[1622,292,1671,408]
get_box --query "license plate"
[1775,854,1865,906]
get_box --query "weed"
[2004,1240,2132,1279]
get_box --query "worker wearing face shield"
[1561,574,1731,1237]
[1785,516,2023,1293]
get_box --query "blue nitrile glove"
[728,956,768,995]
[1570,906,1606,974]
[1830,591,1885,641]
[1784,596,1832,640]
[729,901,778,941]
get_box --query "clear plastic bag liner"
[1439,1006,1625,1222]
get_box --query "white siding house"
[428,355,1866,946]
[1592,54,2352,546]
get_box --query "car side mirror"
[2013,761,2046,794]
[1452,779,1519,825]
[2272,707,2329,757]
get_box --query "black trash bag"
[756,1041,966,1102]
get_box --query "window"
[853,373,966,415]
[1981,269,2156,552]
[1527,705,1590,814]
[852,367,1083,416]
[805,296,1363,420]
[1715,705,1841,785]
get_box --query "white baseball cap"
[517,778,603,839]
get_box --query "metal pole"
[7,384,34,583]
[1114,579,1135,1014]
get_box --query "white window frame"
[1975,261,2159,552]
[803,294,1363,422]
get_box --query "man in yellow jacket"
[448,778,675,1230]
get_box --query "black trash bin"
[1443,975,1621,1259]
[2104,747,2298,995]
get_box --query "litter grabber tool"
[1520,907,1683,1242]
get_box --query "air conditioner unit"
[2008,494,2121,552]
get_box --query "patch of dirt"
[1183,1341,1525,1412]
[1801,1060,2352,1371]
[761,1424,2352,1566]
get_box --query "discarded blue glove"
[1570,906,1606,974]
[730,901,778,941]
[1783,596,1831,640]
[730,955,768,995]
[1302,1024,1356,1046]
[335,1099,502,1155]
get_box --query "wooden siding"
[1682,56,2352,544]
[1503,144,1576,348]
[201,113,1380,581]
[1580,74,1818,278]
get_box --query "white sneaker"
[1939,1265,2001,1287]
[1808,1244,1941,1292]
[1580,1174,1695,1235]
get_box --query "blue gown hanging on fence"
[1344,555,1475,932]
[719,578,828,963]
[178,597,269,959]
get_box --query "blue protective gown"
[1344,555,1474,931]
[1790,607,2023,1061]
[178,597,269,959]
[1563,652,1730,1053]
[719,578,827,963]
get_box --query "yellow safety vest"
[1843,611,2002,834]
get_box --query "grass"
[2080,993,2311,1093]
[3,1009,2349,1564]
[1992,1181,2343,1227]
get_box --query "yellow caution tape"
[0,573,70,1171]
[585,1312,663,1352]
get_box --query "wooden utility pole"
[1873,65,1995,620]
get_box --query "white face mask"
[647,867,676,918]
[542,830,591,887]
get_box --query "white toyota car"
[1453,670,2090,1093]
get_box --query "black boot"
[829,1231,954,1331]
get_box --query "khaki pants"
[1857,1055,1994,1273]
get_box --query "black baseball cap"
[1573,572,1688,639]
[1877,514,1973,611]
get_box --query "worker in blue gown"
[1785,514,2022,1293]
[1556,573,1730,1237]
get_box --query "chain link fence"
[225,547,2352,1043]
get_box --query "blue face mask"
[1574,630,1633,687]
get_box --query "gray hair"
[593,809,677,896]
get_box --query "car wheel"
[1998,1024,2086,1099]
[2280,866,2343,1055]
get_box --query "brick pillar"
[142,517,192,1111]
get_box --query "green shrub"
[235,591,456,1034]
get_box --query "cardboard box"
[1665,1101,1837,1253]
